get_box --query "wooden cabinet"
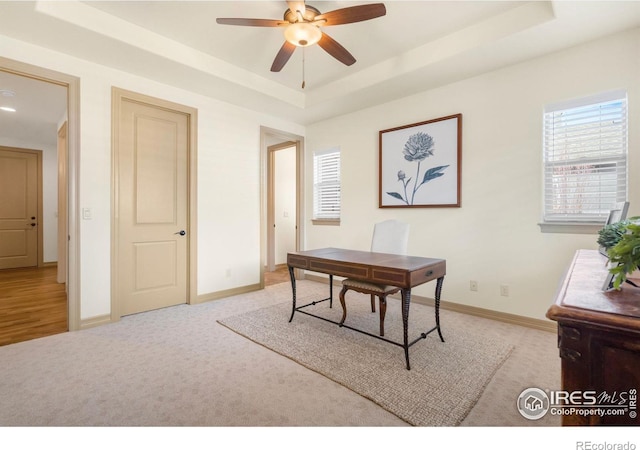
[547,249,640,426]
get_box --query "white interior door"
[0,148,39,270]
[116,97,189,316]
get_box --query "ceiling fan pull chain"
[302,47,306,89]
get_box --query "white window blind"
[313,148,341,220]
[543,92,627,223]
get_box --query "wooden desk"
[287,248,446,370]
[547,249,640,425]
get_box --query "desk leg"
[401,288,411,370]
[288,265,297,323]
[401,277,445,370]
[329,274,333,308]
[435,276,445,342]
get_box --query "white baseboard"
[80,314,111,330]
[196,283,262,304]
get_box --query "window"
[542,91,627,230]
[313,148,341,224]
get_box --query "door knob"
[174,230,186,236]
[31,223,36,227]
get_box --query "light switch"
[82,208,92,220]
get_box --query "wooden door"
[0,148,39,269]
[115,97,189,316]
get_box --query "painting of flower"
[379,114,461,208]
[386,131,449,205]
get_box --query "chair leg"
[379,295,387,336]
[339,285,349,326]
[370,294,376,313]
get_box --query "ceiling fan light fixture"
[284,22,321,47]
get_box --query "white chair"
[338,220,409,336]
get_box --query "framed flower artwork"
[379,114,462,208]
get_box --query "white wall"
[0,35,304,320]
[305,28,640,321]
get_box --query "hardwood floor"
[264,265,290,286]
[0,265,67,346]
[0,264,284,347]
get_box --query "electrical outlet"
[470,280,478,292]
[500,285,509,297]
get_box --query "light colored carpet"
[0,279,560,427]
[219,298,513,426]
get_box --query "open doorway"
[261,127,304,287]
[0,58,80,342]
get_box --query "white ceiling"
[0,71,67,146]
[1,0,640,134]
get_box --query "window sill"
[538,222,604,234]
[312,218,340,226]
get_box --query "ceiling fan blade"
[286,1,306,16]
[315,3,386,26]
[216,18,287,27]
[318,32,356,66]
[271,41,297,72]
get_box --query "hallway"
[0,266,67,346]
[0,264,291,347]
[264,265,290,286]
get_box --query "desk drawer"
[409,261,446,286]
[309,260,369,279]
[371,268,406,285]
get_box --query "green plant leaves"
[597,220,629,249]
[607,218,640,289]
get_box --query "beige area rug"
[218,292,515,427]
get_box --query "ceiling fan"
[216,1,386,74]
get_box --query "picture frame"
[605,201,629,226]
[379,114,462,208]
[602,270,615,292]
[601,201,630,290]
[599,201,630,257]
